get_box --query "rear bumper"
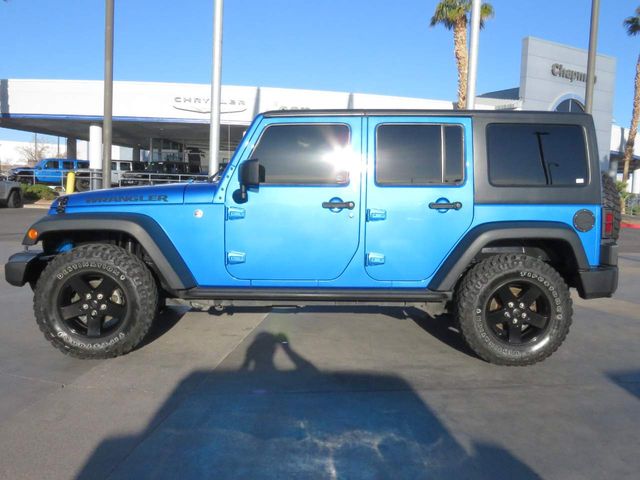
[4,251,45,287]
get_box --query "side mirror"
[237,159,265,202]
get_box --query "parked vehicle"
[5,110,619,365]
[8,158,89,186]
[0,179,23,208]
[119,161,207,186]
[74,160,146,191]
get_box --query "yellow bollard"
[66,171,76,194]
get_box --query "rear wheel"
[34,244,158,359]
[455,254,572,366]
[7,189,23,208]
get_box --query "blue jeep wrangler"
[4,110,620,365]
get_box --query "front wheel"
[7,190,23,208]
[34,244,158,359]
[455,254,572,366]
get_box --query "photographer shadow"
[77,332,539,479]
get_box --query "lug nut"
[91,310,97,316]
[97,293,104,300]
[100,304,107,311]
[521,313,527,319]
[504,311,511,318]
[85,293,92,300]
[82,304,89,310]
[519,303,525,309]
[512,319,518,324]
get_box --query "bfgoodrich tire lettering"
[34,244,158,359]
[455,254,572,366]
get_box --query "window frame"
[486,122,590,189]
[374,122,466,187]
[247,122,353,187]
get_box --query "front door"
[224,117,363,282]
[364,116,474,282]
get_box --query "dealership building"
[0,36,638,192]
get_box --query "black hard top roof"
[262,109,591,119]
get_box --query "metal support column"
[102,0,114,189]
[208,0,224,176]
[585,0,600,114]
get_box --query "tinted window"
[62,161,74,170]
[250,124,351,184]
[487,124,588,187]
[376,124,464,185]
[44,160,58,169]
[120,162,131,171]
[77,161,89,168]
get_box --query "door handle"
[429,201,462,211]
[322,200,355,210]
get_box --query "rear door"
[224,117,363,282]
[364,116,474,281]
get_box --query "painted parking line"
[621,222,640,230]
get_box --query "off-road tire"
[455,254,572,366]
[7,189,23,208]
[602,172,621,240]
[34,244,158,359]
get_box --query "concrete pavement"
[1,208,639,479]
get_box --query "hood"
[59,183,188,209]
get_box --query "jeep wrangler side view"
[4,110,619,366]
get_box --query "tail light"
[603,209,614,239]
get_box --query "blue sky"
[1,0,639,142]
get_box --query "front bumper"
[4,251,45,287]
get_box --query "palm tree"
[622,7,640,184]
[430,0,494,109]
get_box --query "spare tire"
[602,172,621,240]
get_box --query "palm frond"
[624,7,640,36]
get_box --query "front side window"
[487,124,588,187]
[250,124,351,185]
[120,162,131,171]
[44,160,58,169]
[375,124,464,185]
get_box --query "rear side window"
[487,124,588,186]
[62,161,74,170]
[375,124,464,185]
[250,124,351,185]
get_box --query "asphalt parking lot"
[1,208,639,479]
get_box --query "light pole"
[466,0,482,109]
[102,0,114,189]
[208,0,224,176]
[585,0,600,114]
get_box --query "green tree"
[622,7,640,183]
[430,0,494,109]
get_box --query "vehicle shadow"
[77,332,539,479]
[607,370,640,401]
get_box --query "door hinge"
[226,251,246,264]
[366,252,385,266]
[366,208,387,221]
[226,206,245,220]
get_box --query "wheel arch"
[429,221,589,291]
[23,213,196,292]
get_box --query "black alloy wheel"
[57,271,128,338]
[484,280,550,346]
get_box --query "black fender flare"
[23,212,196,291]
[428,221,590,291]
